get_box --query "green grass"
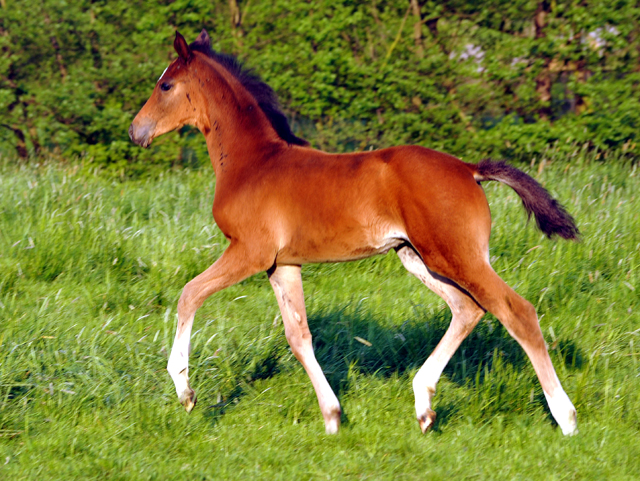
[1,154,639,480]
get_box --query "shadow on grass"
[199,337,285,426]
[309,306,523,386]
[307,306,585,430]
[199,305,584,431]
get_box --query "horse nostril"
[129,119,155,148]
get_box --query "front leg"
[269,264,342,434]
[167,243,267,412]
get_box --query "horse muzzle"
[128,118,156,148]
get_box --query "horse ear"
[194,29,211,48]
[174,31,192,62]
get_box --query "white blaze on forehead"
[157,66,169,83]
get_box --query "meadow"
[0,150,639,480]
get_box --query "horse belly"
[278,225,408,264]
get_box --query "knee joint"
[178,283,197,314]
[285,329,312,353]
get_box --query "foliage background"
[1,0,640,173]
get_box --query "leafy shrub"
[1,0,639,171]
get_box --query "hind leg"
[396,246,486,432]
[436,256,578,435]
[468,264,577,434]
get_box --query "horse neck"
[196,58,283,177]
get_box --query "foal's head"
[129,30,213,148]
[129,30,307,149]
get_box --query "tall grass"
[0,153,639,479]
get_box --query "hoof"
[325,417,340,435]
[418,409,436,433]
[560,409,578,436]
[324,407,341,434]
[544,389,578,436]
[179,388,197,413]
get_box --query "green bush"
[1,1,639,171]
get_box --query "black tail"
[474,159,580,240]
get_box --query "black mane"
[189,40,308,146]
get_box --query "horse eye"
[160,82,172,92]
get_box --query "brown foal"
[129,30,579,436]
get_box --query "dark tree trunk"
[534,1,553,120]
